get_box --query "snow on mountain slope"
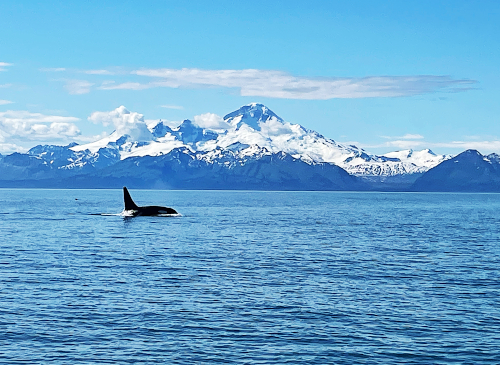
[224,103,283,131]
[71,131,125,154]
[344,149,449,176]
[120,136,187,159]
[383,149,446,168]
[199,103,366,166]
[69,103,448,176]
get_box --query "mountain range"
[0,103,498,191]
[411,149,500,192]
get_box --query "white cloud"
[432,140,500,154]
[0,110,79,125]
[0,62,12,72]
[160,105,184,110]
[259,118,294,136]
[99,81,149,90]
[104,68,478,100]
[381,133,424,140]
[0,143,27,153]
[462,135,483,141]
[0,110,80,143]
[40,67,66,72]
[88,106,153,141]
[385,140,426,149]
[400,134,424,140]
[0,100,14,105]
[145,118,182,129]
[368,133,427,149]
[0,84,12,88]
[64,80,94,95]
[193,113,230,129]
[84,69,114,75]
[375,132,500,153]
[355,137,500,156]
[73,131,110,143]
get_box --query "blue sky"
[1,0,499,155]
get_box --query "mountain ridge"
[411,149,500,192]
[0,103,494,191]
[70,103,449,177]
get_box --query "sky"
[1,0,500,156]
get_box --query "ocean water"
[0,189,499,364]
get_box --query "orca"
[123,186,178,216]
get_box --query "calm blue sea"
[0,189,499,364]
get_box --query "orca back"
[123,187,139,210]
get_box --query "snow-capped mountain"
[69,103,448,177]
[343,148,448,176]
[1,103,463,190]
[412,149,500,192]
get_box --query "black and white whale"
[123,187,178,216]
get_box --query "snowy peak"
[411,149,500,192]
[452,149,483,163]
[382,149,443,166]
[223,103,283,131]
[486,153,500,164]
[151,121,173,138]
[383,149,415,159]
[65,103,450,177]
[344,148,449,177]
[71,131,129,153]
[172,119,218,144]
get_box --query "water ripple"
[0,190,499,363]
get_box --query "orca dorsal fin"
[123,187,139,210]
